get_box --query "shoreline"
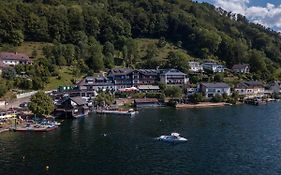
[176,102,231,109]
[0,128,9,133]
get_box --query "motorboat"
[157,133,188,143]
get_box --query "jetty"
[10,124,58,132]
[95,109,138,116]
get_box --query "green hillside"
[1,0,281,94]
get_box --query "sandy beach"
[176,102,230,109]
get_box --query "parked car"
[19,102,29,108]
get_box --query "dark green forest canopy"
[1,0,281,80]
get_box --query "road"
[0,97,31,110]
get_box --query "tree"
[164,86,183,98]
[95,92,114,107]
[249,49,267,74]
[103,41,115,68]
[214,73,224,82]
[9,30,24,46]
[0,82,7,97]
[189,93,204,104]
[32,77,45,90]
[211,94,224,103]
[123,39,139,67]
[166,51,190,73]
[2,67,16,80]
[57,56,67,66]
[87,43,104,72]
[28,91,55,116]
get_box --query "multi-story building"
[188,61,203,73]
[107,68,134,90]
[202,62,224,73]
[199,82,231,98]
[160,69,188,86]
[235,81,265,98]
[77,76,115,94]
[72,68,188,96]
[132,69,160,86]
[0,52,32,66]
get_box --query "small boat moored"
[157,132,188,143]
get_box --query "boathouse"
[54,97,89,119]
[134,98,164,108]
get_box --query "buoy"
[46,165,49,171]
[22,156,25,160]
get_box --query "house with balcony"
[76,76,115,97]
[232,64,250,74]
[160,69,188,86]
[188,61,203,73]
[132,69,160,86]
[107,68,134,90]
[235,81,265,98]
[202,62,224,73]
[199,82,231,98]
[0,52,32,66]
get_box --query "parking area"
[0,97,30,110]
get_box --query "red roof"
[0,52,30,61]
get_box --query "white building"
[235,81,265,98]
[202,62,224,73]
[160,69,189,86]
[188,61,203,73]
[199,82,231,98]
[0,52,31,66]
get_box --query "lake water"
[1,103,281,175]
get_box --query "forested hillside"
[1,0,281,95]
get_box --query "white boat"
[157,133,188,143]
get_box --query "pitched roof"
[77,76,113,86]
[0,52,30,61]
[232,64,249,70]
[137,69,160,76]
[70,97,87,105]
[108,68,133,76]
[160,69,186,76]
[201,82,230,88]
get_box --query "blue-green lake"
[1,103,281,175]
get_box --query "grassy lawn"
[135,38,193,60]
[0,42,52,58]
[44,66,77,91]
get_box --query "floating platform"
[10,125,58,132]
[95,109,138,116]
